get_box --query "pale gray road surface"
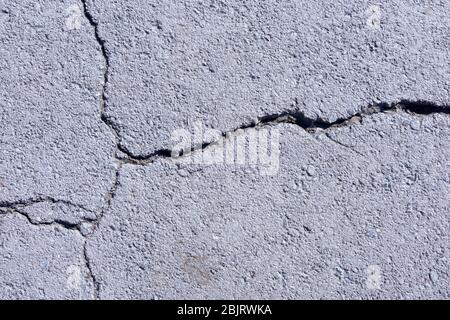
[0,0,449,299]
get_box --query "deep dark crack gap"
[59,3,450,298]
[118,100,450,165]
[259,99,450,131]
[80,2,449,166]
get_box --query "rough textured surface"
[0,0,117,212]
[88,118,449,299]
[0,213,94,299]
[0,0,449,299]
[87,0,449,155]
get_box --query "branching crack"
[78,1,449,299]
[80,0,123,299]
[0,195,104,299]
[80,1,449,168]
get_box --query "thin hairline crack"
[82,162,122,300]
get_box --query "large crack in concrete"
[1,2,119,298]
[0,0,445,301]
[259,99,450,131]
[80,1,450,167]
[78,0,450,299]
[116,100,450,166]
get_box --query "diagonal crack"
[323,133,366,157]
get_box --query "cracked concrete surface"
[87,114,449,299]
[0,213,94,299]
[86,0,449,156]
[0,0,449,299]
[0,0,117,212]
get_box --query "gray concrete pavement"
[89,0,449,156]
[88,117,449,299]
[0,0,449,299]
